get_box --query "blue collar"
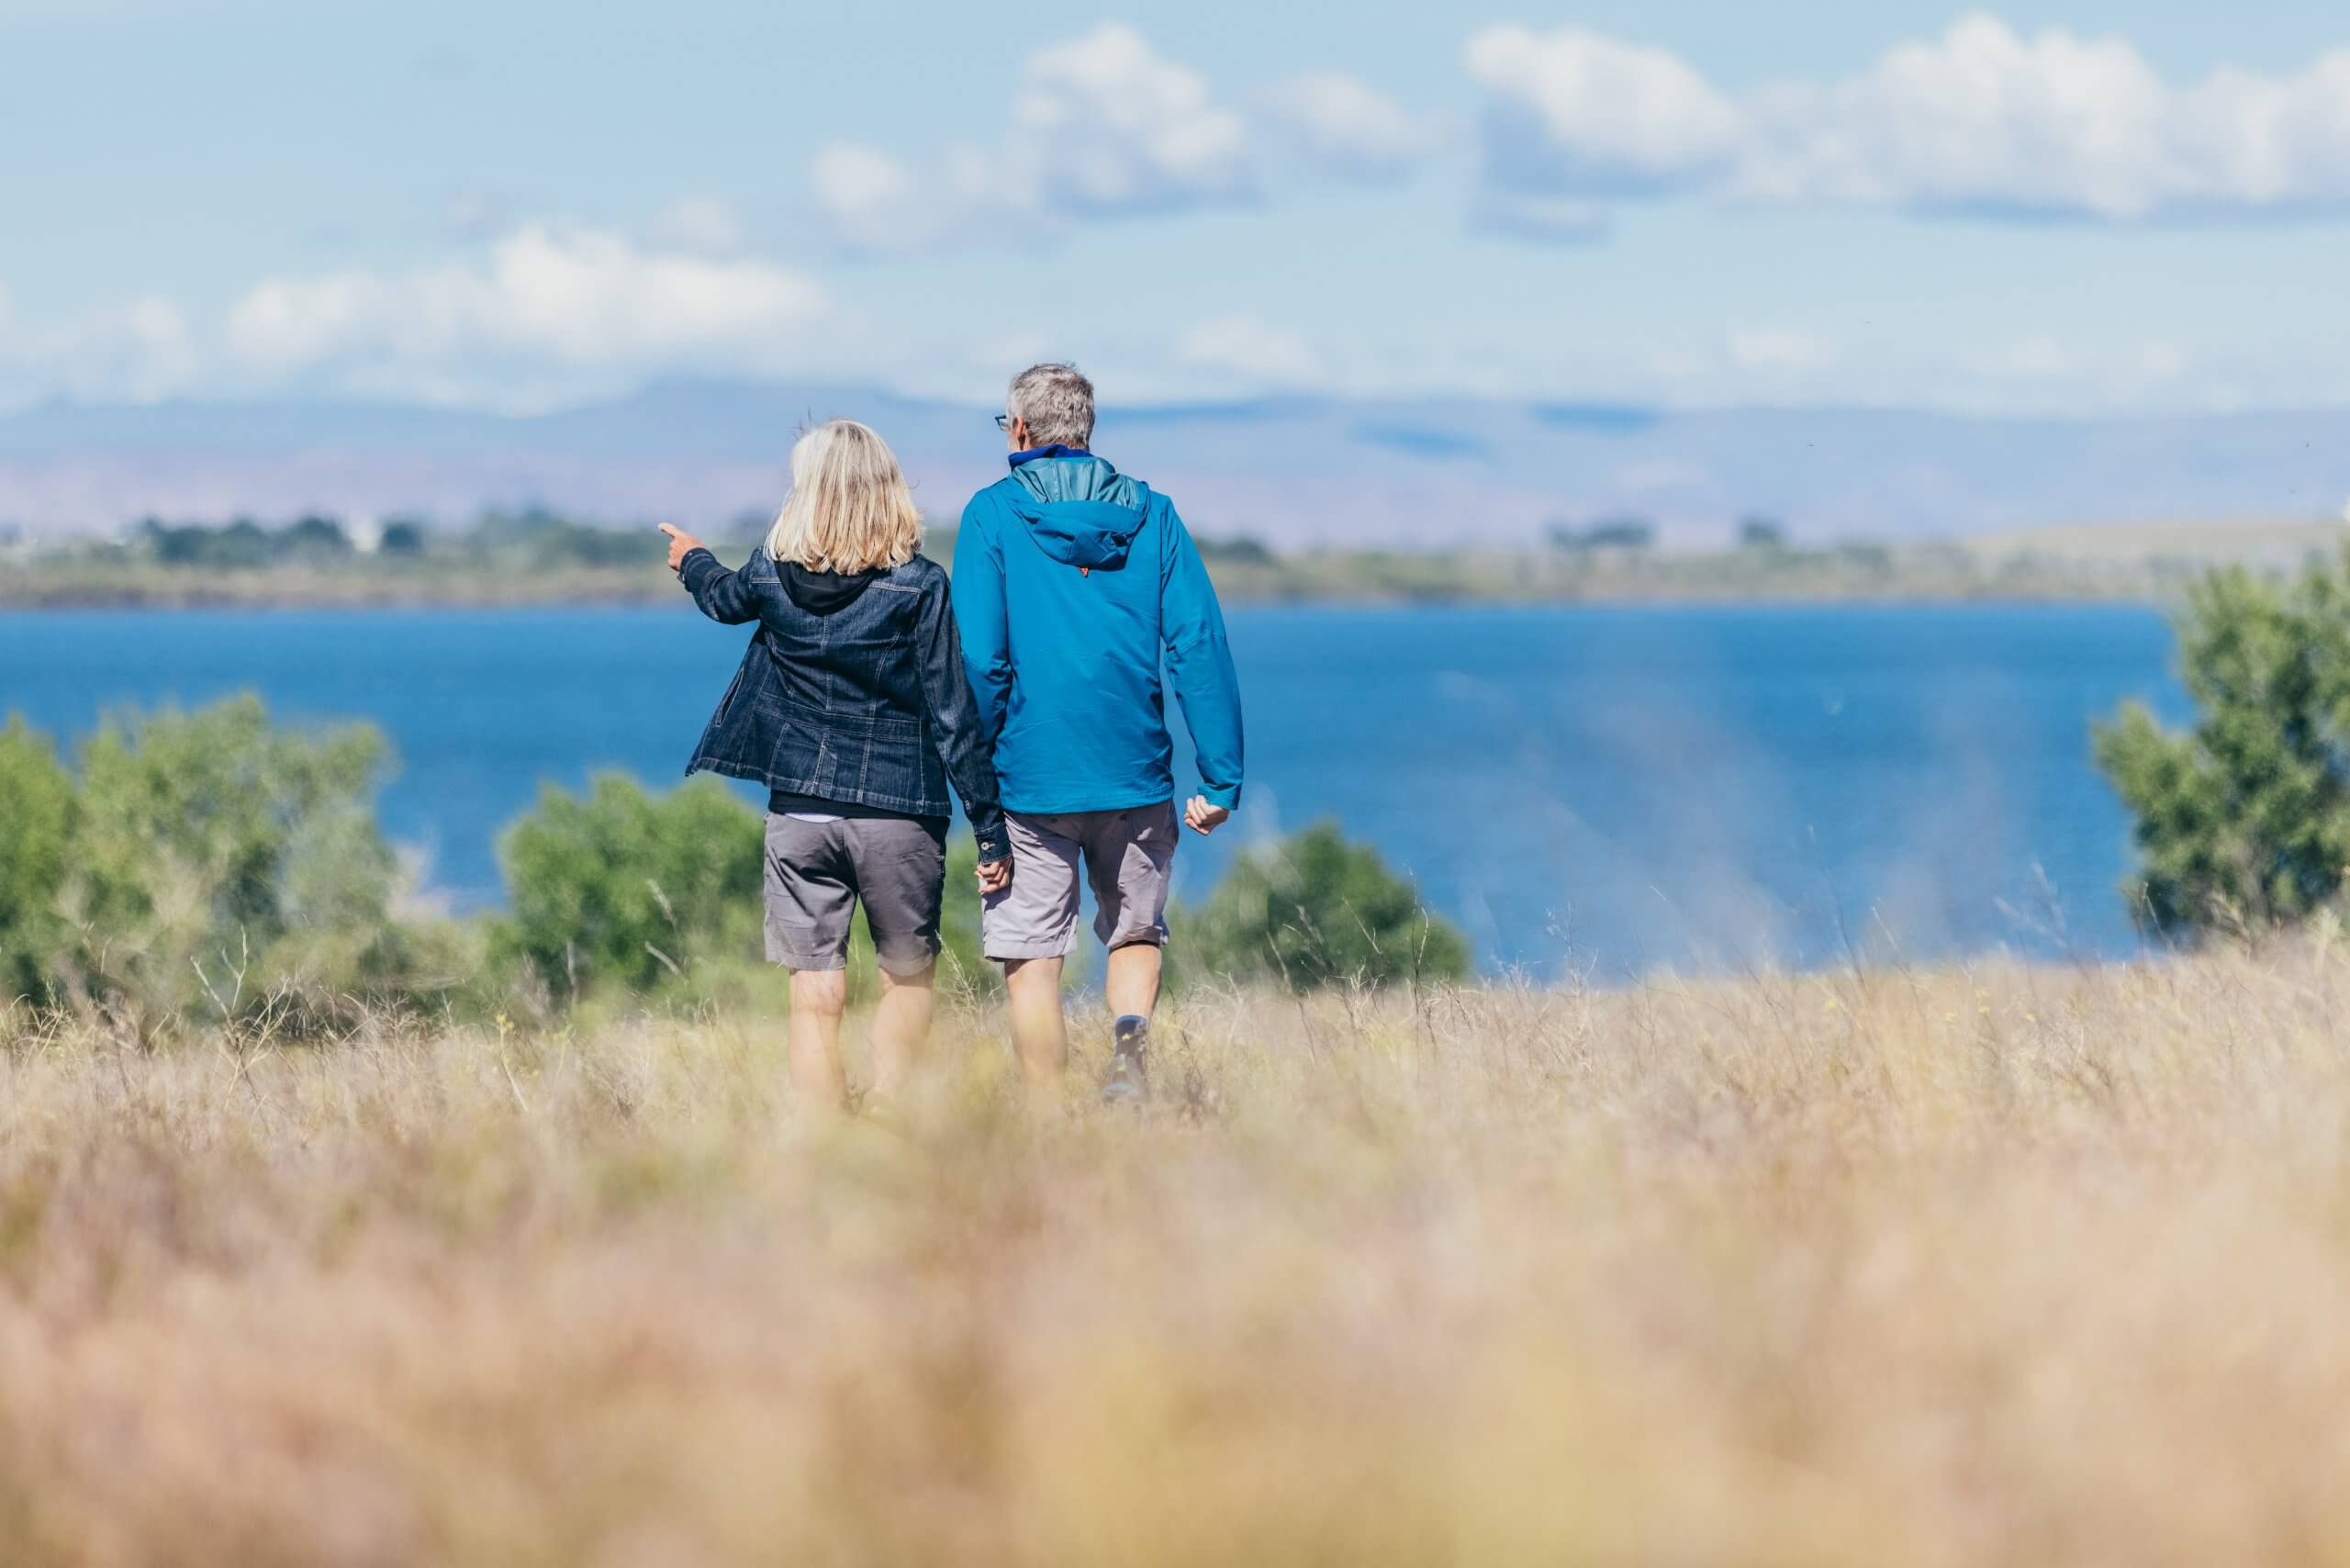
[1009,443,1089,469]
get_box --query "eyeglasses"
[992,413,1013,432]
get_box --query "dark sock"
[1113,1014,1149,1050]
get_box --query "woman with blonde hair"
[659,420,1011,1109]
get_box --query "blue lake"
[0,603,2187,978]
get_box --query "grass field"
[5,946,2350,1564]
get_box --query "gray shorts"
[982,802,1178,961]
[763,812,946,975]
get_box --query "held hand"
[977,856,1013,895]
[1183,796,1231,835]
[656,522,704,572]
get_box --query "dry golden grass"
[6,946,2350,1565]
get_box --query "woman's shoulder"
[883,554,949,591]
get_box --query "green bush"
[1178,822,1470,991]
[73,697,417,1024]
[0,719,76,1004]
[0,696,437,1028]
[2096,554,2350,938]
[492,775,764,1000]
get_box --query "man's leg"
[1104,942,1162,1021]
[869,959,934,1099]
[1085,803,1180,1103]
[787,968,849,1111]
[982,812,1083,1095]
[1002,956,1069,1088]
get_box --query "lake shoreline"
[0,577,2180,612]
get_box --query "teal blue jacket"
[952,447,1244,816]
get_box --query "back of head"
[766,420,921,573]
[1008,363,1095,450]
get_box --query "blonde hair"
[764,420,922,573]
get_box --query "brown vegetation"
[2,945,2349,1563]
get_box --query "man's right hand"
[1183,797,1231,835]
[977,856,1013,895]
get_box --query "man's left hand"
[1183,797,1231,835]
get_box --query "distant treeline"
[129,509,699,570]
[0,506,2251,608]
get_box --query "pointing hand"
[656,522,704,573]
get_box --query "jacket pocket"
[714,665,746,722]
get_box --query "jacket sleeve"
[917,572,1012,863]
[677,545,761,625]
[949,502,1013,745]
[1159,500,1245,810]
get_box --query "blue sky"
[6,0,2350,416]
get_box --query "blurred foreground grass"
[5,946,2350,1563]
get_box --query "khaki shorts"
[981,802,1178,961]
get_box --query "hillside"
[6,381,2350,549]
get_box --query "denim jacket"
[678,546,1011,862]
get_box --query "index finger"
[656,522,681,538]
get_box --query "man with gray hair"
[953,363,1246,1103]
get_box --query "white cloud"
[1472,13,2350,227]
[0,286,196,409]
[1259,73,1431,182]
[223,224,824,405]
[1729,329,1836,374]
[1467,23,1740,196]
[1470,189,1610,242]
[811,145,923,252]
[815,25,1257,253]
[649,196,746,255]
[1963,336,2076,380]
[441,190,510,241]
[814,29,1449,252]
[812,142,1012,255]
[1175,317,1328,390]
[1016,25,1254,215]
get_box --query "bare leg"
[1002,956,1068,1090]
[869,960,936,1100]
[787,968,849,1112]
[1104,942,1163,1022]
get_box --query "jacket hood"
[778,558,884,614]
[1006,452,1153,570]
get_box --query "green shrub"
[70,696,414,1023]
[492,775,765,1000]
[0,696,433,1028]
[1178,822,1470,991]
[2096,554,2350,938]
[0,719,76,1005]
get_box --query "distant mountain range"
[5,380,2347,547]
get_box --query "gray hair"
[1007,363,1095,449]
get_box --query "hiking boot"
[1102,1015,1150,1106]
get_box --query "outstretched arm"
[916,579,1013,880]
[1159,502,1244,831]
[660,522,758,625]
